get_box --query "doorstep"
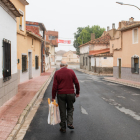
[0,68,55,140]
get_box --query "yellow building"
[62,51,79,64]
[11,0,42,83]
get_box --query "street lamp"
[116,2,140,10]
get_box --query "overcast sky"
[26,0,140,52]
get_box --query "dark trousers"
[57,94,75,129]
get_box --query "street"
[23,69,140,140]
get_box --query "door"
[119,59,121,78]
[29,52,32,79]
[89,57,91,71]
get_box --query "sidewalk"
[104,77,140,89]
[0,68,55,140]
[76,68,113,76]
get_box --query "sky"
[26,0,140,52]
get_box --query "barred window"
[22,55,27,72]
[131,57,139,74]
[35,56,39,69]
[86,57,88,66]
[3,39,11,80]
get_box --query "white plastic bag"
[48,98,61,125]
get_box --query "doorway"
[89,57,91,71]
[118,59,121,78]
[28,52,32,79]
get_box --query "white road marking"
[116,106,140,121]
[102,97,140,121]
[132,94,140,96]
[117,96,126,99]
[131,99,135,102]
[81,107,88,115]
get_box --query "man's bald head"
[60,61,68,67]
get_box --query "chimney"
[91,33,95,41]
[112,23,115,29]
[107,26,110,31]
[129,17,134,22]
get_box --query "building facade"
[62,51,80,64]
[26,21,47,73]
[45,31,58,65]
[0,0,21,106]
[111,18,140,82]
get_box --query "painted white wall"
[101,57,113,67]
[80,45,89,54]
[91,57,95,66]
[0,6,17,79]
[93,57,113,67]
[45,56,51,71]
[56,55,62,61]
[32,67,40,78]
[20,70,28,83]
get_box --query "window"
[133,28,138,44]
[35,56,39,69]
[131,57,139,74]
[104,57,107,59]
[22,55,27,72]
[19,10,24,31]
[3,39,11,80]
[49,36,55,40]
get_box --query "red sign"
[57,39,71,44]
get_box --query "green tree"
[73,25,105,54]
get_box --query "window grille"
[3,39,11,80]
[35,56,39,69]
[22,55,27,72]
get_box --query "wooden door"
[119,59,121,78]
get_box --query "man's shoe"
[60,128,66,133]
[67,124,74,129]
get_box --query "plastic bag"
[48,98,61,125]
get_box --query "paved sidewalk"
[0,68,55,140]
[104,77,140,89]
[76,68,113,76]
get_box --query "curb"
[104,78,140,89]
[75,68,113,76]
[6,69,56,140]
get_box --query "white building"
[55,50,66,63]
[0,0,21,106]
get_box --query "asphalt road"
[23,69,140,140]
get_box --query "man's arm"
[73,72,80,96]
[52,72,58,100]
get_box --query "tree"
[73,25,105,54]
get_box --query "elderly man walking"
[52,61,80,133]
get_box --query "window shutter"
[134,29,138,43]
[20,16,22,26]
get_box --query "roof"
[79,34,111,47]
[89,48,110,56]
[56,50,66,55]
[121,21,140,26]
[94,53,113,57]
[1,0,23,17]
[119,23,140,31]
[19,0,29,5]
[26,26,41,37]
[26,21,47,31]
[46,31,58,37]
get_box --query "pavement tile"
[0,68,54,140]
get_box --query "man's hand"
[52,99,55,102]
[76,94,79,98]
